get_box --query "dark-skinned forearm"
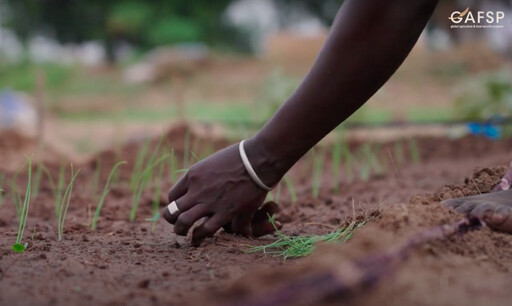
[245,0,439,186]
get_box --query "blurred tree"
[273,0,344,25]
[3,0,509,61]
[1,0,239,61]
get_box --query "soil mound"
[214,166,512,306]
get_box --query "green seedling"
[145,211,160,223]
[130,154,169,221]
[89,158,102,198]
[191,151,200,163]
[283,176,297,203]
[91,161,126,230]
[247,216,365,260]
[311,149,325,198]
[357,152,371,182]
[137,133,166,186]
[10,179,22,216]
[266,190,275,202]
[111,151,123,186]
[331,141,342,193]
[12,156,33,253]
[130,139,151,191]
[145,211,161,232]
[361,144,385,176]
[10,160,30,216]
[130,136,167,192]
[31,162,44,199]
[409,138,420,164]
[57,166,81,241]
[275,182,282,203]
[54,165,65,217]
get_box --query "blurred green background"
[0,0,511,155]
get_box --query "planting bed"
[1,124,512,306]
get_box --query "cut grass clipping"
[91,161,126,230]
[247,216,365,260]
[57,166,81,241]
[12,156,33,253]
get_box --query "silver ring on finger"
[167,201,180,215]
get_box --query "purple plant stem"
[228,217,484,306]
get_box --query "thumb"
[251,201,282,238]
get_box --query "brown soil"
[0,127,511,306]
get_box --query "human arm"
[164,0,439,245]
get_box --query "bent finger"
[174,205,210,236]
[167,175,188,203]
[252,201,281,237]
[162,194,196,225]
[192,213,231,246]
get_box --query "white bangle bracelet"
[239,140,272,191]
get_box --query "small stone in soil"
[138,279,150,288]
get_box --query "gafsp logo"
[449,7,505,28]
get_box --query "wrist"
[243,136,290,188]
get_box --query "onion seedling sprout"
[130,154,169,221]
[130,140,151,191]
[358,158,371,182]
[362,144,385,176]
[10,160,29,216]
[12,155,33,253]
[32,162,43,199]
[54,165,65,217]
[57,165,81,241]
[283,176,297,203]
[91,161,126,230]
[10,180,22,217]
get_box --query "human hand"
[163,141,281,246]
